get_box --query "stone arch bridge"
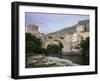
[42,36,72,52]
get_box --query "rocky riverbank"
[26,55,79,68]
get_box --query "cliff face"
[46,20,89,36]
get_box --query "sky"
[25,12,89,34]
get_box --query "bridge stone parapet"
[43,35,73,52]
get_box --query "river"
[48,53,82,65]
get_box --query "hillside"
[46,19,89,36]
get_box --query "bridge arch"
[45,37,66,52]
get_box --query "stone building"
[27,24,39,34]
[26,24,46,48]
[71,20,89,52]
[27,24,46,39]
[76,20,89,40]
[79,32,89,40]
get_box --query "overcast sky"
[25,12,89,34]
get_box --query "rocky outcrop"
[26,55,79,67]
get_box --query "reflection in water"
[48,53,82,65]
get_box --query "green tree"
[26,33,47,56]
[26,33,42,46]
[79,37,89,65]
